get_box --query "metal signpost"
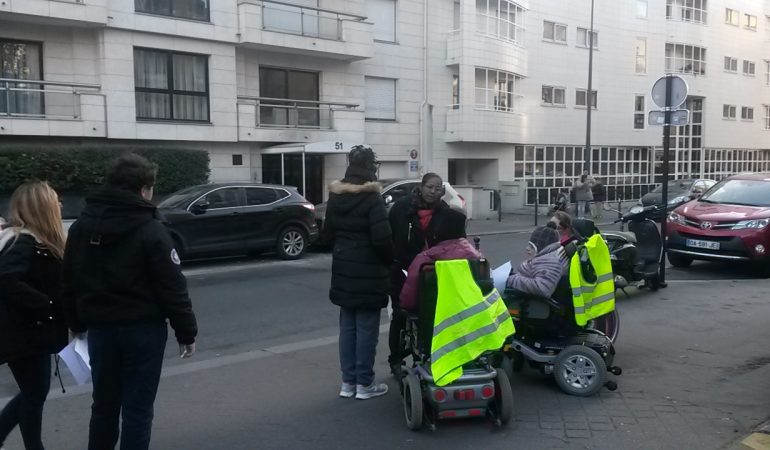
[648,74,689,287]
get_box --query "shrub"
[0,146,210,194]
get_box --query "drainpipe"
[419,0,429,175]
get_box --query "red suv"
[666,173,770,273]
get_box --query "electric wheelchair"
[499,238,622,397]
[399,256,513,431]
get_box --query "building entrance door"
[262,153,324,205]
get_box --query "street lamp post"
[585,0,595,169]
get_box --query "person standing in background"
[591,177,605,221]
[573,171,594,219]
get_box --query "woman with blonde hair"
[0,181,68,450]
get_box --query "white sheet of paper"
[58,339,91,385]
[74,338,91,369]
[492,261,512,293]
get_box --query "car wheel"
[276,227,307,260]
[667,251,693,268]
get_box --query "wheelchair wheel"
[553,346,607,397]
[492,369,513,426]
[403,373,423,430]
[590,310,620,344]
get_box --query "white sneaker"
[339,382,356,398]
[355,382,389,400]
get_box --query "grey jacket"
[506,242,569,298]
[573,178,594,202]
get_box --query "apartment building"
[0,0,769,210]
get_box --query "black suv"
[157,183,318,261]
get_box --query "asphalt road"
[1,232,768,449]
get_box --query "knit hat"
[432,207,467,242]
[528,226,560,253]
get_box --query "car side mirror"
[190,200,209,215]
[383,195,394,206]
[690,190,703,199]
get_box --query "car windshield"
[698,179,770,207]
[651,180,693,195]
[157,186,207,209]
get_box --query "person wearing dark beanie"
[506,225,570,299]
[399,207,480,311]
[322,146,393,400]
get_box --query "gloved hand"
[179,343,196,359]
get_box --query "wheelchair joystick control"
[473,236,481,250]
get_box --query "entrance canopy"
[262,141,366,155]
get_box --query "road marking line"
[6,324,390,402]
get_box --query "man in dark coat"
[62,153,198,450]
[322,146,393,400]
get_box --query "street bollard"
[534,194,539,226]
[617,200,623,231]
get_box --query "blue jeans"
[87,322,167,450]
[0,354,51,450]
[339,307,381,386]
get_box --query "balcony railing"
[238,96,359,129]
[0,78,103,120]
[255,0,366,41]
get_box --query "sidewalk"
[6,279,770,449]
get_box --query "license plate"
[686,239,720,250]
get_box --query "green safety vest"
[569,234,615,326]
[431,259,515,387]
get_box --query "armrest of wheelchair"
[502,288,554,320]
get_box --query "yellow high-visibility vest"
[431,259,515,387]
[569,234,615,326]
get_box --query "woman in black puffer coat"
[322,146,393,400]
[0,181,69,450]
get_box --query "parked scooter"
[601,205,664,293]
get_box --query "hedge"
[0,147,210,194]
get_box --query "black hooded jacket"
[389,191,449,269]
[322,180,393,309]
[62,186,197,345]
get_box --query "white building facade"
[0,0,768,209]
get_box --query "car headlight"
[732,219,770,230]
[668,211,686,225]
[668,196,687,205]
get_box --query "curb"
[735,422,770,450]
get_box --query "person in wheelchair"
[506,224,569,300]
[399,207,479,312]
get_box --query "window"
[476,0,525,44]
[724,56,738,72]
[0,40,42,116]
[135,0,209,21]
[764,105,770,130]
[542,21,567,43]
[765,60,770,86]
[575,89,597,109]
[722,104,736,119]
[635,38,646,73]
[634,95,645,129]
[367,0,396,42]
[259,67,319,127]
[134,48,209,122]
[666,0,707,24]
[202,188,241,209]
[451,75,460,109]
[725,8,739,26]
[664,43,706,75]
[636,0,648,18]
[232,154,243,166]
[246,187,278,206]
[365,77,396,120]
[474,68,523,112]
[576,27,598,48]
[541,86,565,106]
[744,14,757,30]
[743,60,756,76]
[741,106,754,121]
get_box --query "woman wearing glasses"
[386,172,449,377]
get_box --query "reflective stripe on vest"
[431,259,515,387]
[569,234,615,326]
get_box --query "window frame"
[763,105,770,130]
[765,60,770,86]
[635,38,647,74]
[474,67,524,113]
[541,85,566,107]
[664,42,707,76]
[741,106,754,121]
[364,76,397,121]
[451,74,460,110]
[722,104,737,120]
[0,38,45,116]
[575,89,597,109]
[134,0,210,22]
[576,27,598,49]
[542,20,567,44]
[369,0,397,43]
[743,60,756,76]
[476,0,526,44]
[725,8,739,26]
[743,13,757,30]
[133,47,211,123]
[633,95,645,130]
[724,56,738,73]
[636,0,648,18]
[666,0,707,24]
